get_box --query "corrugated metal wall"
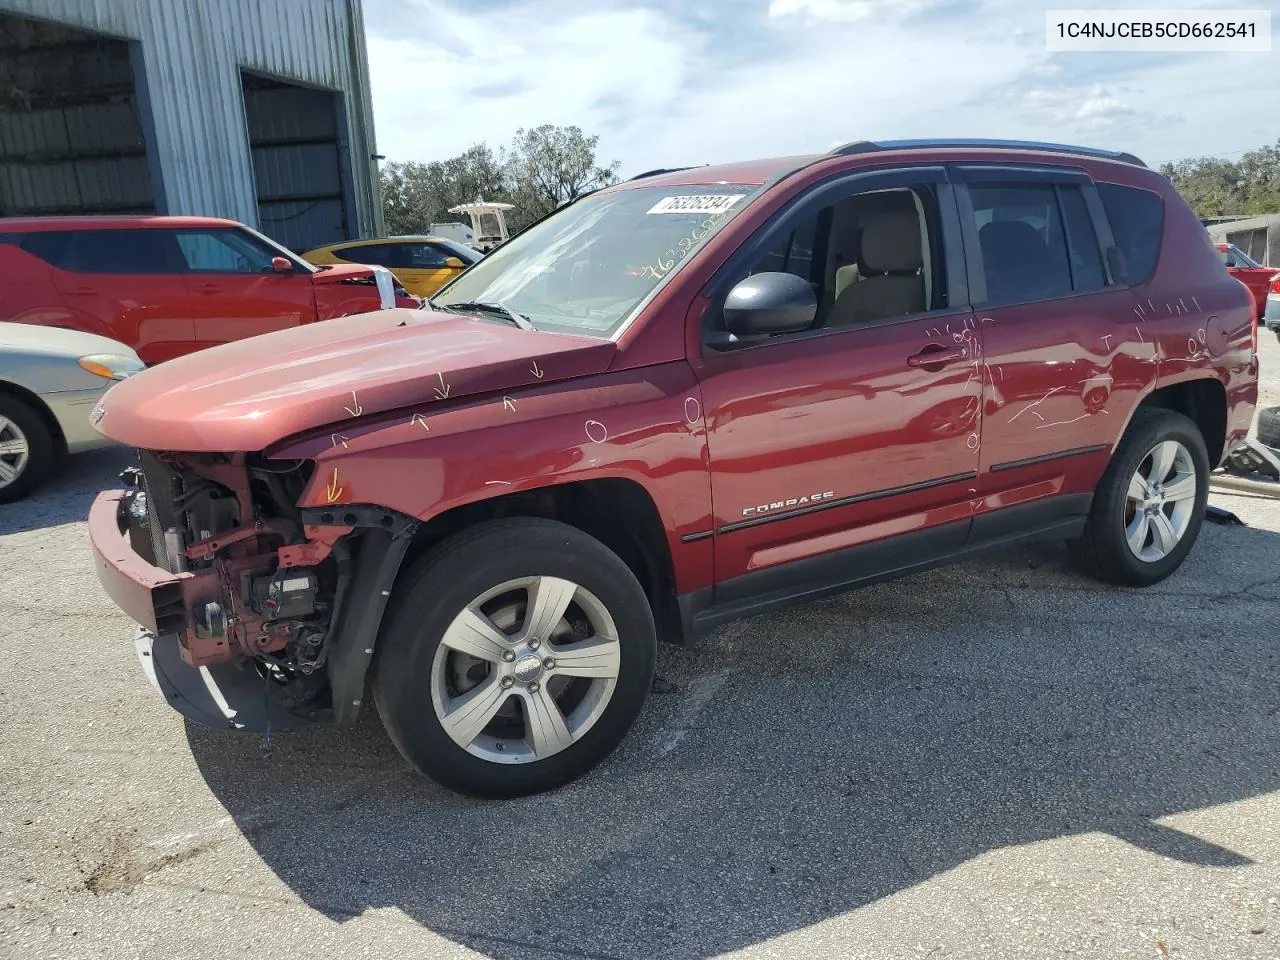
[242,76,349,251]
[0,18,155,215]
[0,0,383,242]
[1208,215,1280,268]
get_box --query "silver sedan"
[0,323,144,503]
[1266,281,1280,341]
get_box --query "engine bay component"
[250,570,320,620]
[195,600,227,639]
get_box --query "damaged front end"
[89,451,415,732]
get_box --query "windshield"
[1218,245,1260,269]
[435,183,760,337]
[477,212,503,240]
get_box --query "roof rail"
[828,139,1146,168]
[628,165,704,181]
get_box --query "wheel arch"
[0,379,66,456]
[402,477,686,646]
[1131,376,1228,465]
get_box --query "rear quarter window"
[19,232,72,267]
[18,229,182,273]
[1097,183,1164,285]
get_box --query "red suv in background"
[1215,241,1277,319]
[88,140,1257,798]
[0,216,416,364]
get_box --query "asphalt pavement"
[2,337,1279,960]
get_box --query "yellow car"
[301,236,481,299]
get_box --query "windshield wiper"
[440,300,536,331]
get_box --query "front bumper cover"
[89,489,191,636]
[135,629,315,732]
[90,489,317,732]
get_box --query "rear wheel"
[0,395,55,504]
[373,518,656,797]
[1258,406,1280,449]
[1070,408,1209,586]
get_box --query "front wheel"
[373,518,656,798]
[0,395,55,504]
[1070,407,1209,586]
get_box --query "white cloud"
[767,0,945,22]
[1074,85,1135,122]
[364,0,1280,176]
[367,1,695,162]
[1026,59,1063,78]
[1012,80,1183,143]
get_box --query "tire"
[1258,406,1280,450]
[372,518,657,798]
[0,394,56,504]
[1069,407,1209,587]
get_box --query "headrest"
[859,209,922,274]
[978,220,1045,261]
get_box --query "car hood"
[310,263,377,285]
[0,321,140,359]
[93,307,616,452]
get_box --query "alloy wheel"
[0,415,30,489]
[1123,439,1197,562]
[430,576,621,764]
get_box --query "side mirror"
[723,272,817,337]
[270,256,293,274]
[443,256,466,269]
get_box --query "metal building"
[1207,214,1280,269]
[0,0,384,253]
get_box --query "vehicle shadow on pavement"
[187,521,1280,960]
[0,447,132,535]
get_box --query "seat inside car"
[977,219,1069,304]
[825,193,929,327]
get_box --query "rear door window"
[35,229,183,274]
[966,183,1073,306]
[19,232,71,267]
[333,243,406,268]
[1057,186,1107,292]
[1097,183,1164,285]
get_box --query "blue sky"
[362,0,1278,174]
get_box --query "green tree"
[1161,138,1280,218]
[503,125,621,231]
[378,144,509,235]
[379,126,621,237]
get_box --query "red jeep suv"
[87,140,1258,797]
[0,216,416,364]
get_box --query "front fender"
[274,362,715,593]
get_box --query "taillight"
[1269,273,1280,295]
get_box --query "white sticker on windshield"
[646,195,745,215]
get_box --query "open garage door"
[240,71,355,254]
[0,13,156,216]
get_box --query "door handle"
[68,286,97,295]
[907,345,967,367]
